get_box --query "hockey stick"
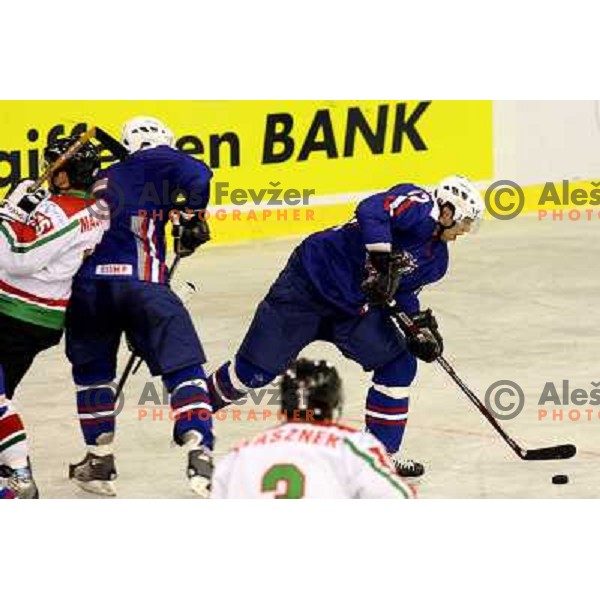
[94,127,129,161]
[30,127,97,191]
[1,128,99,220]
[11,126,123,197]
[387,302,577,461]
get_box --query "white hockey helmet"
[433,175,485,223]
[120,116,175,153]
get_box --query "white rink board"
[19,213,599,499]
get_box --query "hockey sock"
[0,365,28,470]
[164,365,214,451]
[208,355,276,410]
[74,361,118,449]
[365,385,409,454]
[365,356,416,454]
[76,383,117,447]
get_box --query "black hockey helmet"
[280,358,343,422]
[44,136,100,193]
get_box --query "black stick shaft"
[434,355,522,457]
[114,352,137,400]
[388,302,575,461]
[387,304,523,458]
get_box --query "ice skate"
[390,456,425,479]
[181,431,214,498]
[69,451,117,497]
[0,464,39,499]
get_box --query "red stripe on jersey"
[0,413,24,439]
[369,445,392,469]
[0,278,68,307]
[383,194,397,212]
[8,194,89,242]
[393,200,416,217]
[7,221,37,243]
[141,218,152,281]
[53,195,92,219]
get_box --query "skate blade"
[189,476,210,499]
[73,479,117,497]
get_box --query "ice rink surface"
[20,214,600,498]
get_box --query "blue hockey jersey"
[78,146,212,283]
[297,183,449,315]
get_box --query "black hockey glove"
[361,250,416,306]
[406,309,444,363]
[174,213,211,258]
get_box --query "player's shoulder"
[231,420,360,451]
[385,183,438,220]
[38,192,91,226]
[175,149,213,180]
[388,182,430,196]
[142,146,212,172]
[232,422,292,450]
[386,183,433,206]
[101,146,212,181]
[140,145,180,161]
[102,146,178,171]
[307,421,370,448]
[312,421,361,435]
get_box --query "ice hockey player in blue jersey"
[66,116,214,497]
[208,176,485,479]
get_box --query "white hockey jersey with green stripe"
[211,421,413,499]
[0,191,108,330]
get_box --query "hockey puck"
[552,474,569,485]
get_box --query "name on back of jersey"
[236,425,342,451]
[80,214,104,234]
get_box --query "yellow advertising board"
[0,101,493,243]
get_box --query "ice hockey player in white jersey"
[0,137,108,499]
[211,358,413,499]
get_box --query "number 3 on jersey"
[261,464,306,499]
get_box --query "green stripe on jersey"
[0,219,79,253]
[343,438,411,498]
[0,292,65,330]
[0,432,26,453]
